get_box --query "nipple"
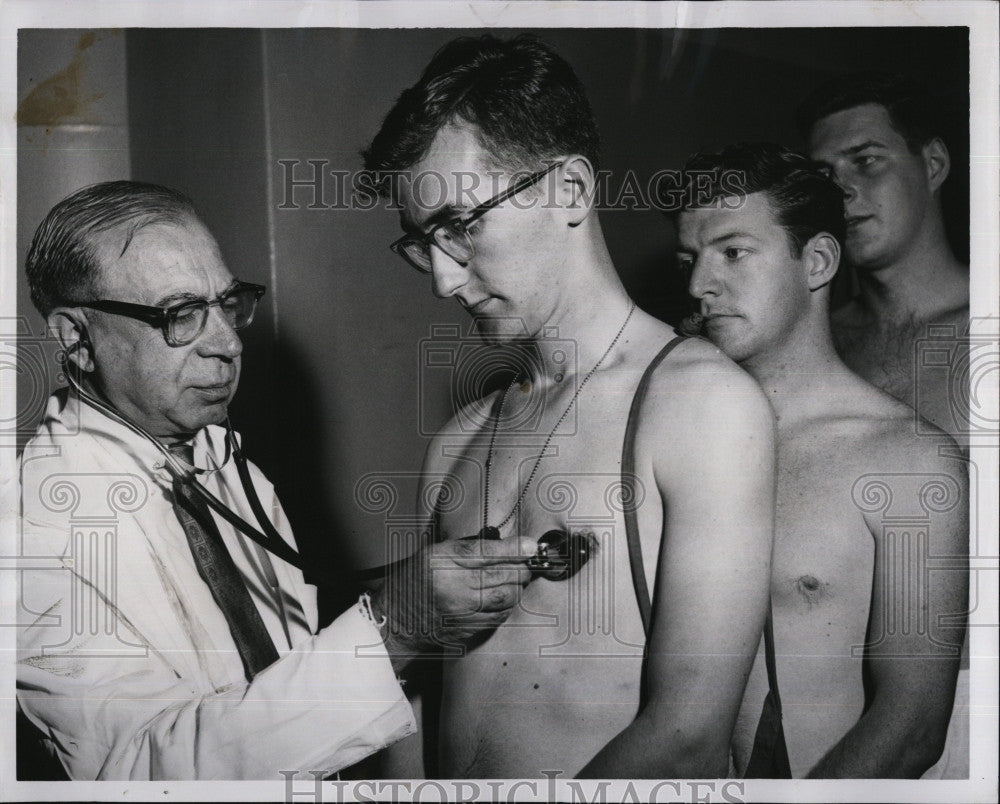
[795,574,827,608]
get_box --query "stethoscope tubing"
[65,375,304,647]
[66,374,303,565]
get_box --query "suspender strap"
[620,335,687,635]
[763,604,782,718]
[744,600,792,777]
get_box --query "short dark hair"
[361,34,600,194]
[795,71,938,153]
[26,181,196,317]
[679,142,845,256]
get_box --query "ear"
[556,155,597,227]
[48,307,95,374]
[922,137,950,194]
[803,232,840,292]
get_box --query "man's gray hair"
[26,181,196,317]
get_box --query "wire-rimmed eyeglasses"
[74,280,266,347]
[390,161,562,273]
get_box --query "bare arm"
[579,361,776,778]
[807,448,968,778]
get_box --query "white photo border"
[1,2,996,802]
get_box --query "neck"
[740,308,847,425]
[75,375,195,446]
[528,241,633,385]
[853,215,967,322]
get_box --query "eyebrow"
[401,204,465,236]
[839,139,888,156]
[679,230,762,252]
[153,291,201,307]
[153,279,238,308]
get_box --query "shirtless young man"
[798,73,969,451]
[800,74,972,778]
[363,36,777,778]
[676,143,969,777]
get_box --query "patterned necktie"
[169,443,279,681]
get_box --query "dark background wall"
[17,27,969,610]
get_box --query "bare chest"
[434,384,640,548]
[433,384,657,775]
[771,438,875,619]
[833,321,919,405]
[440,389,650,644]
[832,317,969,443]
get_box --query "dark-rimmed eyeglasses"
[74,281,266,347]
[390,161,562,273]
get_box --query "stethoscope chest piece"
[528,529,595,581]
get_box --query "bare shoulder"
[822,382,964,478]
[845,404,968,554]
[635,336,775,451]
[643,335,773,416]
[866,409,965,478]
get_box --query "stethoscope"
[66,370,299,648]
[67,367,591,608]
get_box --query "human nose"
[688,257,721,301]
[196,304,243,360]
[829,165,857,203]
[429,247,471,299]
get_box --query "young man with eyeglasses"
[16,181,535,780]
[363,35,778,778]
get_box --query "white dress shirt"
[17,389,415,780]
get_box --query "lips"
[467,299,492,315]
[191,380,235,401]
[845,214,872,229]
[704,316,737,331]
[702,310,741,321]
